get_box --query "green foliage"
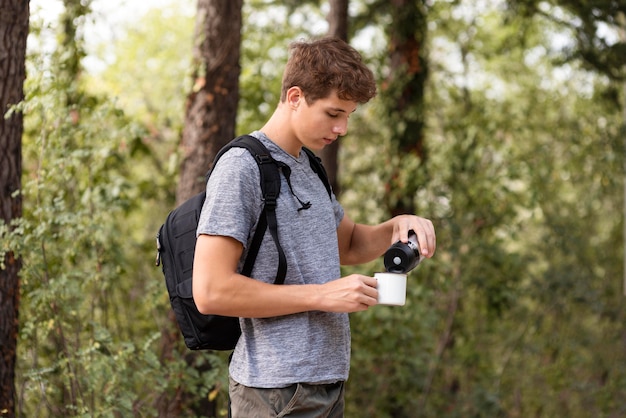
[85,3,196,192]
[12,71,161,416]
[88,5,194,130]
[410,3,625,417]
[347,277,438,417]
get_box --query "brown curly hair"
[280,37,377,105]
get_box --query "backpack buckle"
[264,192,278,207]
[255,154,272,165]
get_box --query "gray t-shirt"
[196,131,349,388]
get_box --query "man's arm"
[192,234,378,317]
[337,214,436,266]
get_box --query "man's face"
[292,91,358,151]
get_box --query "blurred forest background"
[1,0,625,417]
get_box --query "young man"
[193,37,436,417]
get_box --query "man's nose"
[332,121,348,136]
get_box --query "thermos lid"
[384,244,417,274]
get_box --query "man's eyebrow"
[327,107,357,113]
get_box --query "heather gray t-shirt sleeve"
[196,146,263,254]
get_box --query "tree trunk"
[176,0,243,205]
[0,1,29,416]
[321,0,350,196]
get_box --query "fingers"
[360,275,378,299]
[351,275,378,307]
[322,275,378,312]
[414,218,436,258]
[393,215,436,258]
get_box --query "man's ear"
[286,86,303,109]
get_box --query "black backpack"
[156,135,331,350]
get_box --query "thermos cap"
[383,231,421,274]
[384,246,418,273]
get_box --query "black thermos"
[383,230,421,274]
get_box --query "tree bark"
[321,0,350,197]
[176,0,243,205]
[0,0,29,416]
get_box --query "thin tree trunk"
[617,12,626,296]
[383,0,428,216]
[321,0,349,197]
[0,1,29,416]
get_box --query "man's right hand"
[316,274,378,313]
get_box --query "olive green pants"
[229,377,345,418]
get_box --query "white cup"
[375,272,407,306]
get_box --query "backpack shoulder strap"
[211,135,287,284]
[302,147,332,199]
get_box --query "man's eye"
[328,113,339,118]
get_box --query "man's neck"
[260,106,301,158]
